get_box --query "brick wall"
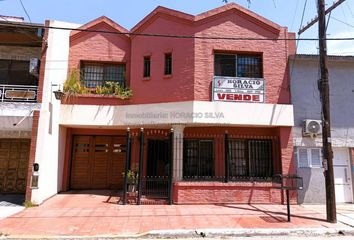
[25,110,40,201]
[37,20,50,103]
[194,18,292,104]
[173,182,282,204]
[68,21,131,83]
[172,126,295,204]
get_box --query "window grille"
[214,53,262,78]
[183,139,214,180]
[228,139,273,180]
[81,62,125,88]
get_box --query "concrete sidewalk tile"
[0,193,352,237]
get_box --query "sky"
[1,0,354,55]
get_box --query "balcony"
[0,84,38,103]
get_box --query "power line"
[290,0,300,32]
[290,0,309,84]
[345,0,354,19]
[1,21,354,41]
[298,0,347,35]
[331,16,354,28]
[19,0,32,23]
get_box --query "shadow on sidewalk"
[0,194,25,207]
[215,204,328,223]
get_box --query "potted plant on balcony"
[63,69,88,98]
[96,81,132,100]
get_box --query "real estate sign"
[212,77,265,103]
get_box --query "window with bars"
[183,139,214,179]
[297,148,322,168]
[228,139,273,180]
[81,62,125,88]
[143,56,151,78]
[164,53,172,75]
[214,53,262,78]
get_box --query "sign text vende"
[212,77,265,103]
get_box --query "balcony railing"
[0,84,38,102]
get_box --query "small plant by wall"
[23,200,38,208]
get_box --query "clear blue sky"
[1,0,354,55]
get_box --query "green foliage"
[122,169,139,185]
[23,200,37,208]
[95,81,133,99]
[63,69,89,96]
[63,70,132,99]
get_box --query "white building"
[291,54,354,203]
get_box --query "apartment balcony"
[0,84,38,103]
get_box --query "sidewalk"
[302,204,354,227]
[0,195,25,221]
[0,191,353,238]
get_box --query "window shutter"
[310,149,321,167]
[298,148,309,168]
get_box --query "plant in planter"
[95,81,132,99]
[122,169,139,192]
[63,69,89,98]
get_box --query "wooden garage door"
[0,139,30,193]
[70,135,126,189]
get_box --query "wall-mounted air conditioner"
[302,119,322,137]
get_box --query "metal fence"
[141,176,169,199]
[180,133,280,183]
[122,129,281,205]
[0,84,37,102]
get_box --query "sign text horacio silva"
[213,77,264,103]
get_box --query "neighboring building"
[0,16,44,199]
[291,54,354,203]
[29,3,296,205]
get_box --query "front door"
[333,148,353,203]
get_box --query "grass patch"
[23,200,37,208]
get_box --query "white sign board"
[213,77,265,103]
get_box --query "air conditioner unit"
[303,119,322,137]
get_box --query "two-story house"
[0,16,44,200]
[291,54,354,204]
[28,3,296,205]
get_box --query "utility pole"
[318,0,336,223]
[298,0,346,35]
[300,0,344,223]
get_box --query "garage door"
[70,135,126,190]
[0,139,30,193]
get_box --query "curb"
[146,227,354,238]
[2,227,354,239]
